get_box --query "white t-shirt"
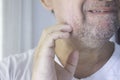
[0,43,120,80]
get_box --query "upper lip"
[88,10,117,13]
[86,7,118,13]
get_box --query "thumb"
[64,51,79,76]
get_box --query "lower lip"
[87,11,117,15]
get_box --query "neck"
[55,38,114,79]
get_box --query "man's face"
[52,0,120,42]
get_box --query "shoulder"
[112,43,120,74]
[102,43,120,79]
[0,49,35,67]
[0,49,35,80]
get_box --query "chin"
[71,25,117,48]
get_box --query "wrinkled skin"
[52,0,120,47]
[32,0,120,80]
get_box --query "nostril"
[88,10,94,13]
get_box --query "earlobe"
[40,0,53,11]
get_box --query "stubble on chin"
[69,15,120,48]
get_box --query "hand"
[32,24,79,80]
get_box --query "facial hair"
[69,1,120,48]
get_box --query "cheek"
[86,14,118,28]
[64,5,84,31]
[53,0,73,22]
[55,0,84,31]
[62,2,75,23]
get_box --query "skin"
[32,0,120,79]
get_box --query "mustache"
[105,1,116,7]
[84,0,119,10]
[93,2,115,7]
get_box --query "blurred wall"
[2,0,55,58]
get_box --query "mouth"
[86,8,118,14]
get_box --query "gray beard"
[71,20,120,48]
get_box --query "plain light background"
[0,0,3,61]
[1,0,55,59]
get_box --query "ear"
[40,0,53,11]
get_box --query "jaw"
[70,36,109,49]
[55,37,115,79]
